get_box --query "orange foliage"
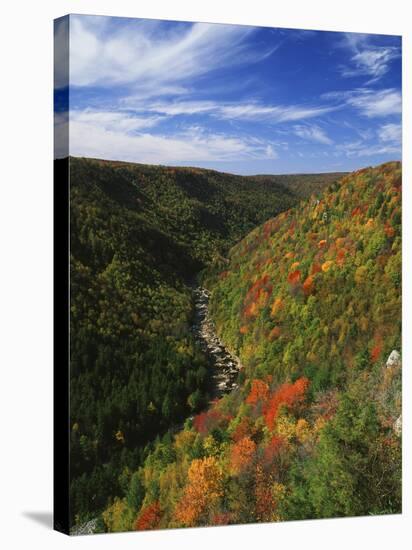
[336,248,346,266]
[384,223,395,237]
[270,297,284,317]
[318,239,327,248]
[302,275,314,295]
[240,325,249,335]
[134,501,162,531]
[246,379,270,406]
[230,436,256,474]
[174,457,223,526]
[264,377,309,430]
[269,326,282,340]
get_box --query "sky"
[54,15,402,174]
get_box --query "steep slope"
[108,161,401,531]
[68,156,338,524]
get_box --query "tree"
[174,457,223,526]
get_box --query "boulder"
[386,350,401,368]
[393,414,402,437]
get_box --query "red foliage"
[311,263,322,275]
[371,343,382,362]
[264,377,309,430]
[212,512,232,526]
[287,270,301,285]
[193,409,224,435]
[243,275,273,318]
[219,270,230,280]
[263,435,285,465]
[134,501,162,531]
[231,417,253,442]
[246,379,270,406]
[351,206,362,217]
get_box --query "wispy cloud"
[336,120,401,159]
[68,109,278,164]
[68,15,268,96]
[339,33,400,82]
[293,124,333,145]
[124,98,338,123]
[378,122,401,143]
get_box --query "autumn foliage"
[230,436,257,474]
[175,457,223,526]
[134,501,162,531]
[265,377,309,430]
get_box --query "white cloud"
[293,125,333,145]
[68,15,264,95]
[346,88,401,117]
[378,122,401,143]
[339,33,400,82]
[68,109,278,164]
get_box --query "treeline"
[68,157,335,524]
[104,161,401,531]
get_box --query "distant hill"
[109,161,401,531]
[246,171,347,199]
[67,156,340,524]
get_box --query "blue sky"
[54,15,402,174]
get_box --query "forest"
[69,156,341,526]
[68,158,401,532]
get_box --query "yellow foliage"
[115,430,125,443]
[321,260,334,272]
[102,498,134,533]
[295,418,311,443]
[355,265,368,284]
[275,412,296,441]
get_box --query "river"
[191,287,242,400]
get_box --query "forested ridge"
[98,161,401,532]
[68,156,339,526]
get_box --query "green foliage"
[69,158,401,530]
[68,156,331,524]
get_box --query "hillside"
[68,156,338,524]
[103,161,401,531]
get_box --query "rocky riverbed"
[191,287,242,399]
